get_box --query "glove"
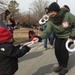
[23,45,31,52]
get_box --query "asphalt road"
[15,41,75,75]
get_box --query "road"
[16,41,75,75]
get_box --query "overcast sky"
[16,0,75,15]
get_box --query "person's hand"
[32,37,39,43]
[68,38,73,42]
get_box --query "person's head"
[0,26,13,43]
[5,9,10,20]
[45,7,49,14]
[48,2,60,17]
[5,10,10,16]
[63,5,70,12]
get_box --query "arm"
[3,44,31,58]
[40,21,53,39]
[68,13,75,38]
[65,13,75,42]
[32,21,53,43]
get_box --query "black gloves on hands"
[22,45,31,52]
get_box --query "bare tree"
[30,0,50,23]
[19,0,50,27]
[0,0,9,13]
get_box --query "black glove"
[22,45,31,52]
[16,45,21,47]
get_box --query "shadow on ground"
[32,64,55,75]
[19,50,43,62]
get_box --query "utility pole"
[56,0,58,3]
[28,8,31,30]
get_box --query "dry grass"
[13,32,28,43]
[13,28,41,43]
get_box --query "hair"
[45,7,48,10]
[45,7,49,14]
[5,10,10,20]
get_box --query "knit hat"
[48,2,60,12]
[0,20,13,43]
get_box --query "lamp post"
[29,8,30,24]
[56,0,58,3]
[28,8,31,30]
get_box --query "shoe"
[45,47,50,50]
[50,45,54,49]
[58,67,68,75]
[54,66,62,73]
[45,48,48,50]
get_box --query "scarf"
[49,8,69,25]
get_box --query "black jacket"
[0,42,30,75]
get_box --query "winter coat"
[0,42,30,75]
[40,8,75,39]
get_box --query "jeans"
[49,32,55,45]
[44,32,55,48]
[44,38,48,48]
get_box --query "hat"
[48,2,60,12]
[0,26,13,43]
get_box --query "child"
[0,23,31,75]
[28,30,37,39]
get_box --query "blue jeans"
[49,32,55,45]
[44,38,48,48]
[44,32,55,48]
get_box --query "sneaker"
[58,67,68,75]
[54,66,62,73]
[44,47,50,50]
[45,48,47,50]
[50,45,54,49]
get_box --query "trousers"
[55,37,69,68]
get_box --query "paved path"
[16,41,75,75]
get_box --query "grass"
[13,28,41,44]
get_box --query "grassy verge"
[13,28,41,45]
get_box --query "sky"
[16,0,75,15]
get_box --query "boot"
[58,67,68,75]
[54,66,62,73]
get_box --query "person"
[0,20,31,75]
[44,7,50,49]
[9,15,16,28]
[4,9,10,23]
[43,7,55,50]
[45,7,49,14]
[28,30,37,39]
[5,11,15,41]
[4,10,16,33]
[32,2,75,75]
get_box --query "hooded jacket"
[0,19,31,74]
[0,43,30,74]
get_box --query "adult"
[42,7,55,49]
[33,2,75,75]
